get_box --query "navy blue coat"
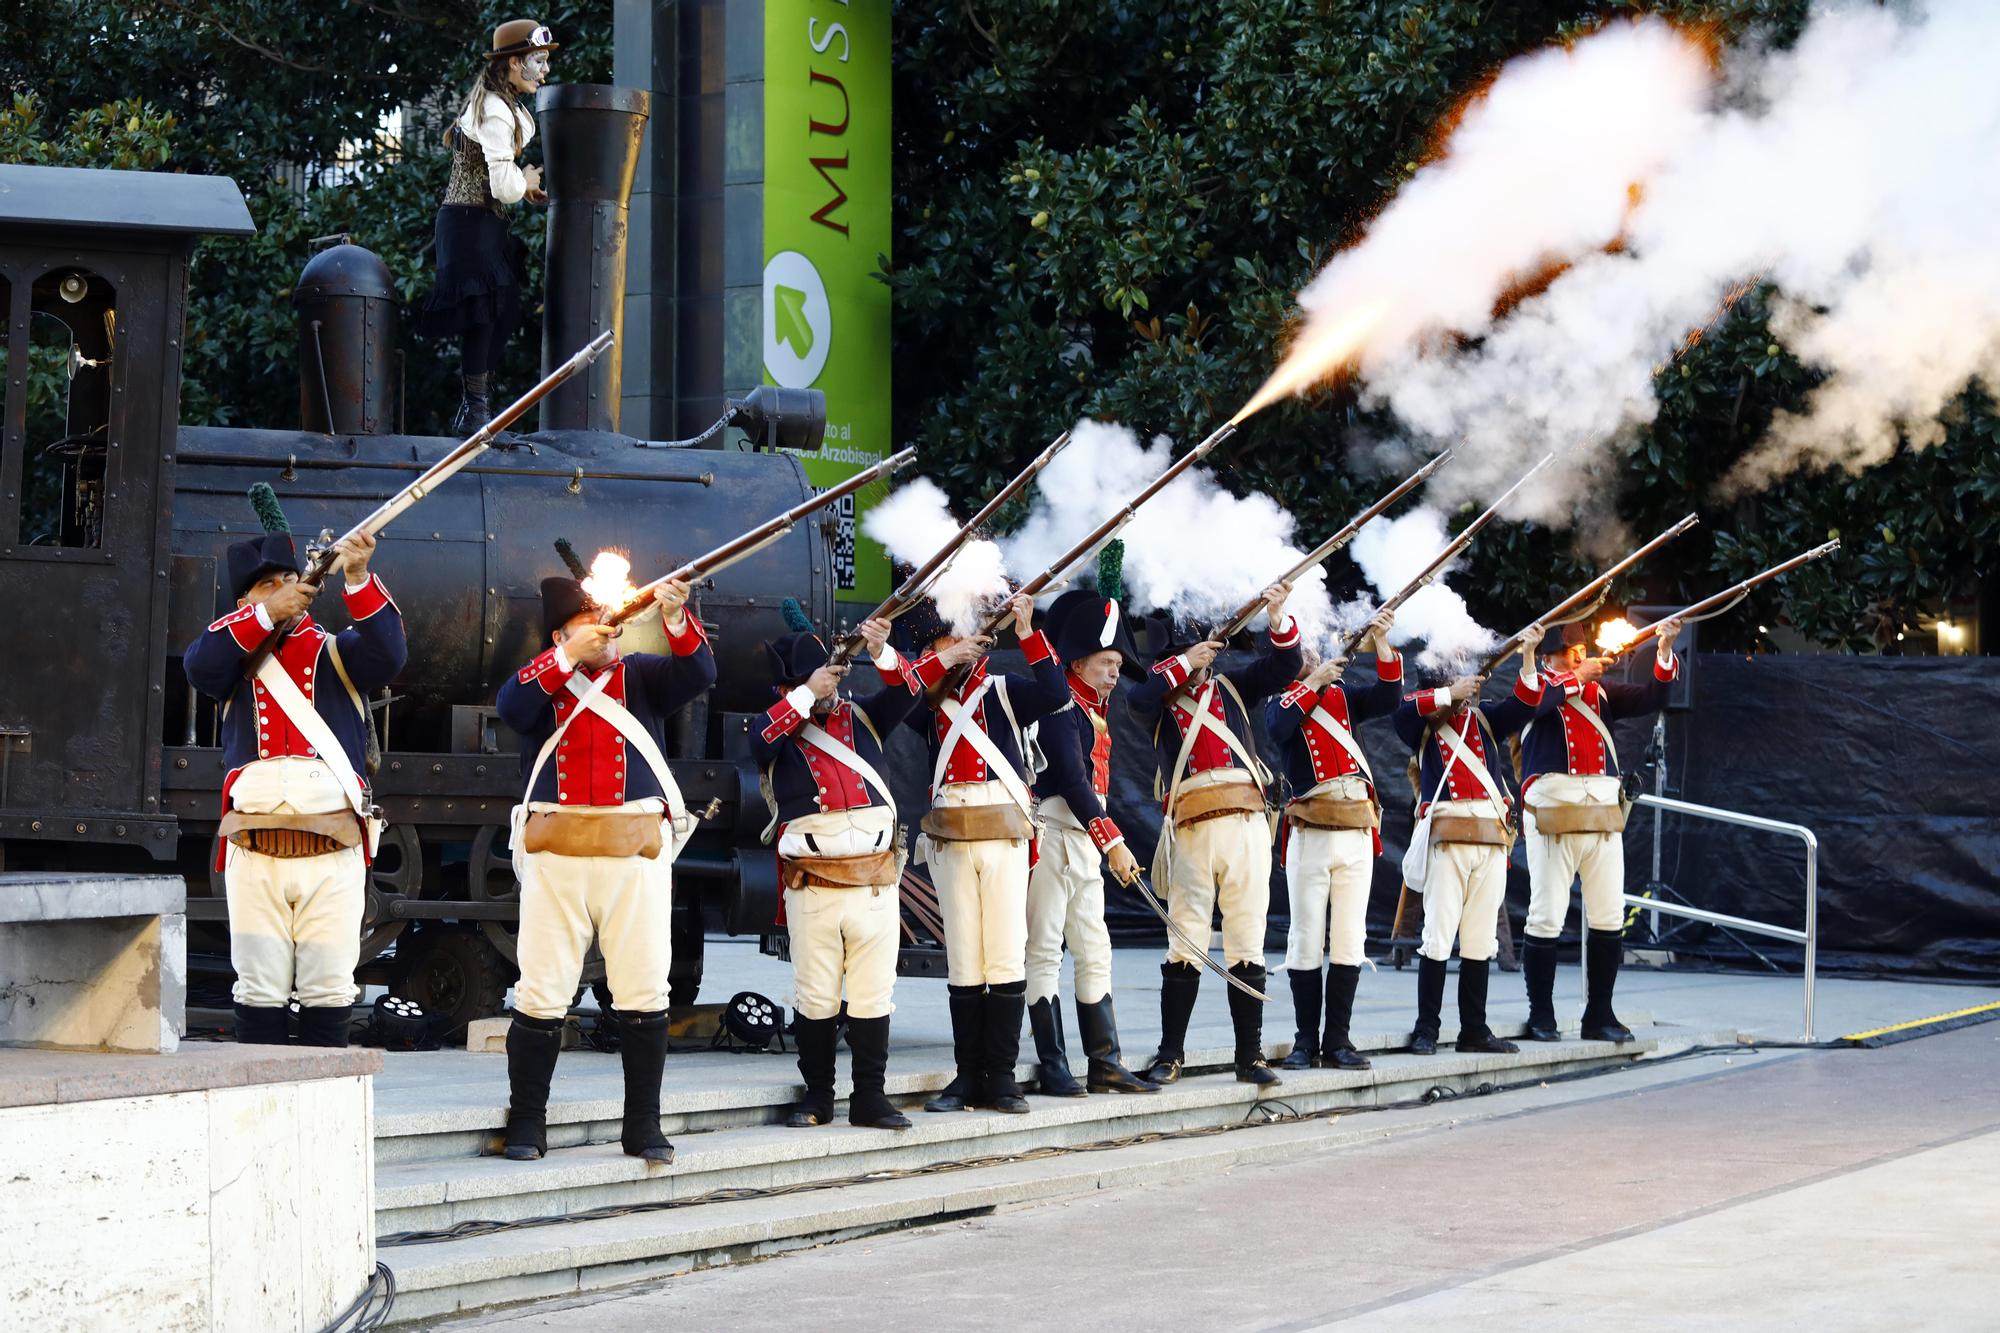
[1030,674,1126,849]
[1517,654,1678,794]
[748,671,921,829]
[897,631,1072,790]
[1392,674,1542,816]
[1127,620,1304,786]
[1265,652,1405,802]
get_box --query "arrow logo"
[774,285,814,356]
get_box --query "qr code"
[818,488,857,590]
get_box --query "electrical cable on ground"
[318,1261,395,1332]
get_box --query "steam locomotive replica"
[0,87,844,1035]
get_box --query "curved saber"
[1117,872,1271,1003]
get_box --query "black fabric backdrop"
[864,652,2000,979]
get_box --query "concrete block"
[0,872,186,1053]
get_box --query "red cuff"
[912,651,951,689]
[664,612,709,656]
[1278,682,1314,712]
[211,605,266,652]
[1514,672,1544,706]
[1375,651,1403,683]
[760,694,806,744]
[1020,629,1055,665]
[1152,655,1192,689]
[1654,652,1679,682]
[1087,816,1123,851]
[1269,616,1300,649]
[517,646,575,694]
[341,573,394,621]
[1411,687,1454,717]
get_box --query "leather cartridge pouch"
[919,803,1033,843]
[1430,814,1510,847]
[522,810,665,860]
[1286,795,1380,832]
[1169,780,1266,829]
[782,849,901,891]
[218,809,360,858]
[1530,802,1627,835]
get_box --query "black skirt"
[415,205,526,338]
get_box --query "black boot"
[982,981,1031,1113]
[502,1013,564,1160]
[1320,964,1371,1070]
[233,1004,291,1046]
[295,1005,352,1048]
[1077,995,1158,1093]
[1280,966,1323,1069]
[1144,961,1201,1084]
[1455,959,1519,1053]
[1522,935,1562,1041]
[616,1008,675,1163]
[1581,928,1635,1042]
[845,1015,911,1129]
[1028,997,1086,1097]
[1409,955,1447,1055]
[449,371,492,437]
[1229,963,1280,1086]
[925,985,984,1112]
[786,1015,839,1127]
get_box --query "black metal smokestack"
[536,83,650,433]
[293,238,399,435]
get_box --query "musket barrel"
[1477,511,1700,674]
[1608,538,1840,660]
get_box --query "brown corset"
[443,116,502,211]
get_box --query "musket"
[825,430,1072,668]
[1477,512,1700,675]
[1118,868,1271,1002]
[1603,539,1840,661]
[1330,453,1556,665]
[243,331,617,676]
[603,447,919,627]
[1209,451,1452,642]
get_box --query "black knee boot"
[1077,995,1158,1093]
[1029,997,1086,1097]
[1581,928,1634,1042]
[295,1005,352,1048]
[1522,935,1562,1041]
[234,1004,291,1046]
[617,1008,675,1163]
[1409,955,1447,1055]
[502,1013,564,1160]
[1280,966,1323,1069]
[1455,959,1519,1053]
[926,985,985,1112]
[1229,963,1279,1086]
[1145,961,1201,1084]
[845,1015,910,1129]
[982,981,1030,1113]
[1321,963,1371,1070]
[449,371,491,437]
[787,1015,839,1127]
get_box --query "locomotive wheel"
[358,824,420,966]
[467,822,607,984]
[395,925,510,1043]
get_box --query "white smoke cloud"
[1347,507,1499,673]
[862,478,1010,636]
[1003,418,1337,648]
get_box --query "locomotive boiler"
[0,88,841,1034]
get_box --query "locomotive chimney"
[293,238,399,435]
[536,84,650,434]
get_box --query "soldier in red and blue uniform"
[1264,609,1399,1072]
[1517,618,1682,1044]
[892,592,1071,1116]
[183,529,405,1047]
[492,573,714,1165]
[1391,642,1544,1056]
[1127,582,1300,1087]
[748,610,919,1131]
[1022,588,1157,1098]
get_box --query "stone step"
[372,1012,1651,1167]
[374,1031,1653,1236]
[376,1030,1662,1325]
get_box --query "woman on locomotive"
[416,19,556,436]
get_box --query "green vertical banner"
[764,0,893,602]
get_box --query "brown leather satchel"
[920,803,1034,842]
[1169,780,1266,829]
[1529,802,1627,835]
[1286,795,1379,831]
[1430,813,1510,847]
[521,810,666,859]
[782,849,901,890]
[218,809,361,858]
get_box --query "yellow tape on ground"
[1840,999,2000,1043]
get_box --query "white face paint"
[513,50,551,94]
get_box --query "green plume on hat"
[1096,538,1125,604]
[780,597,815,633]
[247,482,290,534]
[553,538,588,581]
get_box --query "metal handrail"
[1628,792,1820,1041]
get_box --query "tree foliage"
[887,0,1990,652]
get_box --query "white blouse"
[458,92,537,205]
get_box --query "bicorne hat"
[540,576,599,640]
[765,632,832,689]
[227,533,300,601]
[1046,588,1143,679]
